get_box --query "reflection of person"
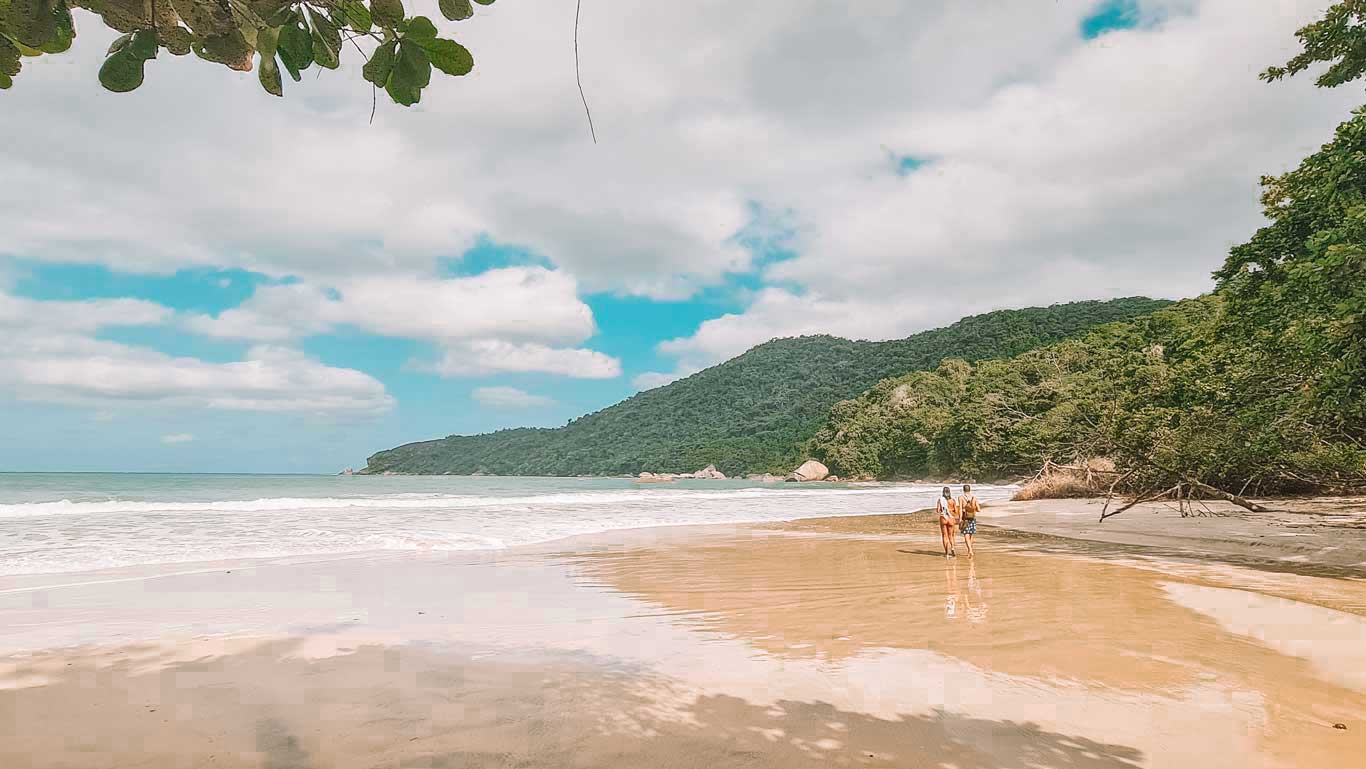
[944,559,958,618]
[935,486,958,558]
[965,562,987,623]
[958,484,980,558]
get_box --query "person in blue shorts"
[957,484,979,558]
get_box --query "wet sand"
[3,506,1365,768]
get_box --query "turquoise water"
[0,473,1015,577]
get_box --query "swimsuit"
[937,498,957,524]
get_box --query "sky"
[0,0,1358,473]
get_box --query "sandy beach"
[3,498,1365,768]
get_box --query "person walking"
[935,486,958,558]
[958,483,980,558]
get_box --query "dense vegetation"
[810,111,1366,496]
[363,298,1170,477]
[1,0,493,100]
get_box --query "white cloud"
[631,369,697,391]
[161,433,195,445]
[0,293,171,333]
[187,268,597,346]
[471,386,555,409]
[0,292,393,416]
[425,340,622,379]
[183,268,622,379]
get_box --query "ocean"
[0,473,1016,577]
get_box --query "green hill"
[362,297,1173,477]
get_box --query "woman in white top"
[935,486,958,558]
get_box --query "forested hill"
[362,297,1172,477]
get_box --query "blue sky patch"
[10,259,279,315]
[1081,0,1140,39]
[441,236,554,277]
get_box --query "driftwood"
[1100,485,1170,521]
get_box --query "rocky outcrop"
[638,465,727,482]
[785,459,830,482]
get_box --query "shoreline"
[4,492,1363,597]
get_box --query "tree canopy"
[0,0,494,102]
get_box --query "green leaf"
[9,0,57,49]
[1,34,22,77]
[192,30,254,71]
[129,28,158,60]
[162,26,193,56]
[370,0,404,28]
[258,52,283,96]
[341,0,372,32]
[36,3,73,54]
[107,32,134,56]
[396,38,431,88]
[385,38,429,106]
[362,38,396,86]
[438,0,472,22]
[277,19,313,80]
[0,72,11,89]
[413,36,471,76]
[261,0,294,26]
[472,0,494,5]
[256,25,279,58]
[307,7,340,69]
[404,15,437,41]
[98,48,145,92]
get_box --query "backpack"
[960,495,979,520]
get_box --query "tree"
[0,0,494,104]
[1262,1,1366,88]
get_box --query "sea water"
[0,474,1015,577]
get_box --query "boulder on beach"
[694,464,727,480]
[785,459,830,482]
[636,472,676,483]
[746,473,783,482]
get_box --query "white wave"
[0,479,1018,577]
[0,483,984,519]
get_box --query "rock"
[339,468,354,476]
[785,459,830,482]
[826,475,841,482]
[636,472,676,484]
[694,464,727,480]
[746,473,783,482]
